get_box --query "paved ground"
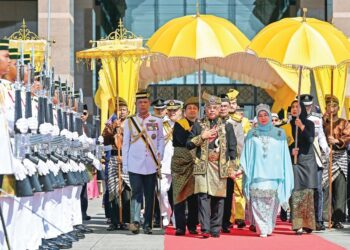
[72,198,164,250]
[72,197,350,250]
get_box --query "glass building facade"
[124,0,291,86]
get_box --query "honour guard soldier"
[151,98,167,120]
[158,100,182,227]
[226,89,247,229]
[122,90,165,234]
[300,94,329,231]
[187,92,237,238]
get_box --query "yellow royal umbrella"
[146,4,249,109]
[249,8,350,229]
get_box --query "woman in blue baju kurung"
[240,104,294,237]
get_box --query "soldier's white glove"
[78,162,86,172]
[28,117,39,131]
[37,160,50,176]
[58,160,69,173]
[52,125,60,136]
[72,132,79,140]
[69,159,79,171]
[13,158,28,181]
[47,160,59,176]
[22,158,37,176]
[16,118,29,134]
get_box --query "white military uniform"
[308,112,330,166]
[122,114,165,174]
[158,117,175,224]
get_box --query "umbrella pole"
[198,61,201,118]
[294,65,303,164]
[115,59,123,225]
[328,68,334,229]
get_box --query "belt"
[111,150,122,156]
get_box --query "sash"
[163,120,173,145]
[129,116,159,167]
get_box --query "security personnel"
[300,94,329,231]
[226,89,247,229]
[122,90,165,234]
[151,98,167,119]
[159,99,182,227]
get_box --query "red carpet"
[164,220,345,250]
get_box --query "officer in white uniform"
[122,90,165,234]
[158,100,182,227]
[300,94,330,231]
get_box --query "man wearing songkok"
[226,89,248,228]
[187,92,237,238]
[322,95,350,229]
[103,98,131,231]
[172,96,199,236]
[123,90,164,234]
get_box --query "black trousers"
[103,189,111,219]
[129,172,156,229]
[222,178,234,229]
[314,167,324,223]
[80,183,88,218]
[198,193,224,234]
[174,194,198,231]
[110,187,131,225]
[154,198,160,225]
[323,172,347,223]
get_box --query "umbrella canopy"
[147,14,249,59]
[249,15,350,68]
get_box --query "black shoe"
[153,221,160,228]
[280,210,288,222]
[72,230,85,239]
[295,228,303,235]
[315,222,326,231]
[188,229,198,235]
[48,238,72,249]
[119,223,128,230]
[144,226,153,234]
[332,222,344,229]
[40,244,60,250]
[60,233,78,243]
[236,220,246,229]
[221,227,230,233]
[83,215,92,221]
[42,239,61,250]
[74,224,94,234]
[249,225,256,232]
[211,232,220,238]
[107,224,118,231]
[175,229,186,236]
[303,228,313,234]
[129,222,140,234]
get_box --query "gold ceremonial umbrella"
[248,8,350,229]
[146,3,249,110]
[6,19,47,71]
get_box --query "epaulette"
[311,112,322,118]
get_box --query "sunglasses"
[272,119,279,122]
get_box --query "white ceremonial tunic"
[122,114,165,175]
[308,113,329,167]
